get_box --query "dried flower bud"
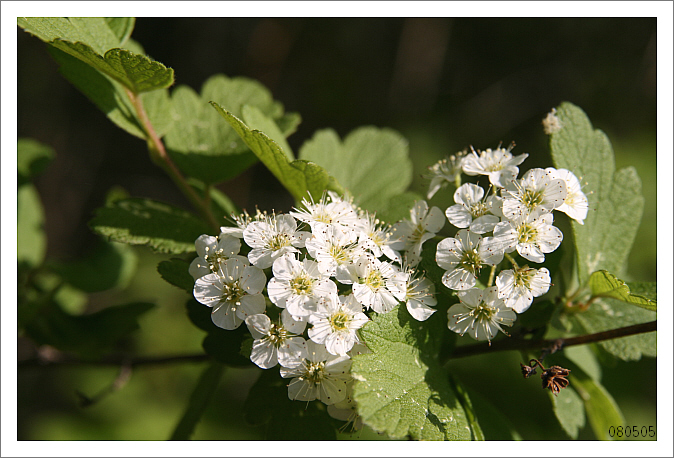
[541,365,571,396]
[520,362,537,378]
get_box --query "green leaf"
[589,270,656,311]
[49,41,174,93]
[104,17,135,45]
[243,369,337,440]
[448,375,485,440]
[351,306,471,440]
[17,185,47,269]
[89,198,212,254]
[164,75,297,184]
[565,360,625,440]
[17,138,55,187]
[169,363,225,440]
[18,17,121,54]
[48,240,137,293]
[549,102,644,285]
[243,104,294,161]
[568,299,656,361]
[22,301,155,359]
[549,383,586,439]
[158,258,194,293]
[298,127,414,221]
[461,387,522,440]
[564,345,602,382]
[212,102,345,201]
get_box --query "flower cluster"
[191,192,439,425]
[428,143,588,343]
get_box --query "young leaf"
[211,102,345,201]
[49,41,174,93]
[589,270,656,311]
[164,75,298,184]
[18,17,121,54]
[549,384,586,439]
[169,363,225,440]
[48,240,138,293]
[18,185,46,269]
[158,258,194,293]
[18,138,55,187]
[569,299,656,361]
[351,306,471,440]
[104,17,135,45]
[242,104,294,162]
[549,102,644,285]
[89,198,212,254]
[298,127,414,220]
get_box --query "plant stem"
[487,265,496,287]
[445,320,657,361]
[124,88,219,230]
[504,252,519,270]
[18,352,211,369]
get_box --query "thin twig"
[124,88,219,230]
[445,320,657,361]
[18,352,211,369]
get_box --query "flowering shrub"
[17,18,657,441]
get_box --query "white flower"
[461,145,528,188]
[193,257,266,330]
[290,192,360,231]
[305,223,365,276]
[492,210,563,263]
[501,168,567,220]
[542,108,563,135]
[220,209,265,238]
[425,150,467,199]
[353,211,401,262]
[242,213,310,269]
[326,380,363,430]
[337,255,400,313]
[245,310,307,369]
[445,183,500,234]
[267,253,337,318]
[308,293,369,356]
[447,286,516,343]
[189,233,243,280]
[280,340,352,405]
[545,168,589,225]
[436,229,504,291]
[389,200,445,266]
[496,267,551,313]
[387,267,437,321]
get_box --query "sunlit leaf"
[588,270,656,311]
[17,138,55,187]
[17,185,46,269]
[352,306,471,440]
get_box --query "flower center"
[329,311,350,332]
[517,223,538,243]
[267,323,289,346]
[364,269,384,290]
[469,201,489,218]
[290,274,313,295]
[513,267,534,287]
[521,189,544,211]
[221,280,244,303]
[204,248,226,273]
[470,304,494,322]
[459,248,482,276]
[303,361,326,385]
[267,233,292,251]
[329,244,350,264]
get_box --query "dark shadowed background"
[17,17,657,440]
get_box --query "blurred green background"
[17,17,656,440]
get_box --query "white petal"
[245,313,271,339]
[319,379,348,405]
[211,303,242,330]
[194,234,217,258]
[287,378,318,402]
[281,309,307,335]
[250,339,278,369]
[277,337,307,368]
[445,204,472,229]
[423,206,445,233]
[469,215,499,234]
[189,256,210,280]
[240,266,266,295]
[406,299,436,321]
[442,267,476,291]
[237,294,266,320]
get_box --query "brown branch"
[18,352,211,369]
[446,320,657,361]
[124,88,219,230]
